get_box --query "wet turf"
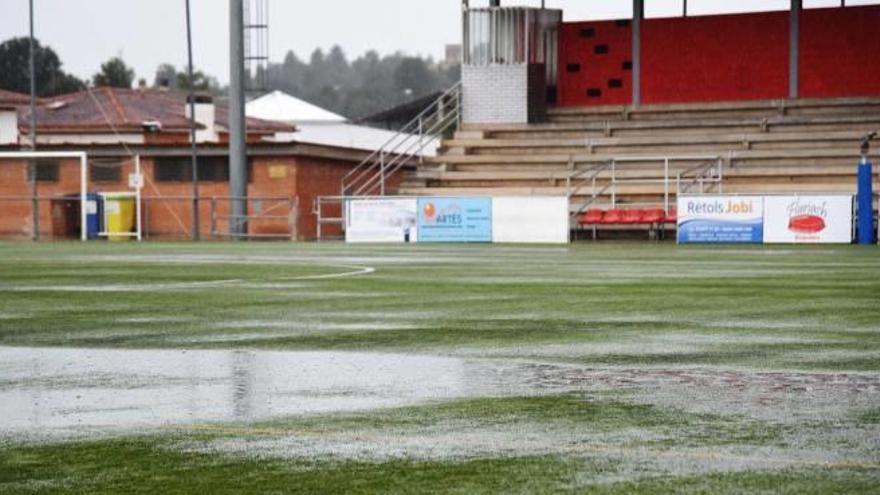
[0,241,878,493]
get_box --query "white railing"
[341,83,461,198]
[567,154,724,218]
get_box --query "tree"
[393,57,435,97]
[176,69,219,92]
[153,63,177,88]
[151,63,220,93]
[258,46,461,120]
[93,57,134,88]
[0,37,85,96]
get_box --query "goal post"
[0,151,142,242]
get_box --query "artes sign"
[763,195,853,244]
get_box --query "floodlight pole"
[789,0,801,99]
[29,0,39,241]
[229,0,248,238]
[632,0,643,107]
[185,0,200,240]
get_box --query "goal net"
[0,151,142,241]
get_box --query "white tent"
[246,90,345,124]
[246,91,436,157]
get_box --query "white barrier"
[345,198,417,243]
[345,196,570,244]
[492,196,569,244]
[764,195,853,244]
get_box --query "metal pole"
[135,155,142,241]
[229,0,248,238]
[210,197,216,238]
[185,0,200,240]
[664,158,669,212]
[632,0,643,107]
[79,154,87,241]
[789,0,801,99]
[29,0,39,241]
[683,0,688,17]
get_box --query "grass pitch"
[0,241,878,493]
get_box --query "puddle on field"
[0,346,517,439]
[2,346,879,441]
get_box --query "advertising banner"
[678,195,764,243]
[417,197,492,242]
[763,195,853,244]
[345,198,417,243]
[491,196,569,244]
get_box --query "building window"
[90,162,122,183]
[27,161,59,182]
[155,157,231,182]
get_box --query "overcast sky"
[0,0,873,85]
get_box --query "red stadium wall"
[557,20,633,106]
[799,5,880,98]
[556,5,880,107]
[641,11,789,104]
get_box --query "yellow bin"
[101,192,136,242]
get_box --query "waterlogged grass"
[1,241,879,493]
[10,443,875,495]
[0,395,867,495]
[1,242,878,373]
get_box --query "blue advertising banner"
[677,196,764,244]
[417,197,492,242]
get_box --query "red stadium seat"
[620,209,644,224]
[662,208,678,224]
[640,208,665,224]
[600,209,624,224]
[579,208,605,225]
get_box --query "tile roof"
[16,87,293,135]
[0,88,33,108]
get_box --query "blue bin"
[85,192,103,240]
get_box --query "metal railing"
[341,83,462,198]
[676,156,726,195]
[566,154,724,219]
[209,196,298,240]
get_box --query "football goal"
[0,151,142,241]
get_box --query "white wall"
[492,196,569,244]
[0,110,18,145]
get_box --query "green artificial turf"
[0,241,878,493]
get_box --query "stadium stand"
[399,96,879,236]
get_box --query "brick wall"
[462,64,531,124]
[558,20,633,106]
[0,151,387,241]
[556,5,880,107]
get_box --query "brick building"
[0,87,402,240]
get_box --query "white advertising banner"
[763,195,853,244]
[677,195,764,244]
[491,196,570,244]
[345,198,418,243]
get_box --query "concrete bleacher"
[399,96,879,234]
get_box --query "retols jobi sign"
[763,195,853,244]
[677,196,764,244]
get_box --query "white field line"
[277,264,375,281]
[3,264,376,293]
